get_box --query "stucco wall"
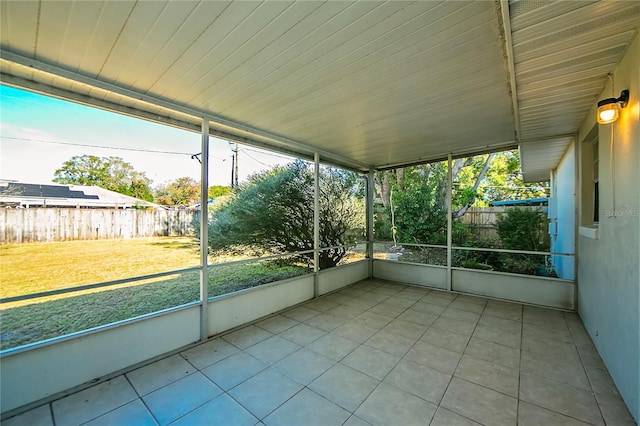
[551,143,576,280]
[576,33,639,421]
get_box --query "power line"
[0,135,194,156]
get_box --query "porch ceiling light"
[597,90,629,124]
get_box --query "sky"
[0,85,294,188]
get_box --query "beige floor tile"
[342,345,400,380]
[454,355,518,396]
[264,389,351,426]
[440,378,517,426]
[410,301,447,315]
[245,335,300,364]
[255,315,299,334]
[595,389,637,426]
[201,352,266,390]
[365,329,416,357]
[449,299,486,314]
[355,383,437,426]
[523,322,572,344]
[326,304,365,320]
[306,333,360,361]
[484,306,522,322]
[309,363,379,412]
[397,309,438,326]
[431,316,476,336]
[521,335,580,363]
[343,297,378,310]
[180,338,239,369]
[421,294,454,307]
[344,415,374,426]
[441,307,481,322]
[517,401,592,426]
[52,376,138,426]
[352,311,394,329]
[381,319,428,340]
[281,305,321,322]
[384,359,451,404]
[405,341,461,374]
[222,325,273,350]
[472,323,521,348]
[143,373,222,426]
[273,348,334,385]
[359,292,391,303]
[333,321,379,343]
[430,407,482,426]
[126,354,196,396]
[170,393,258,426]
[464,337,520,370]
[303,298,338,312]
[279,323,326,346]
[478,315,521,333]
[519,372,604,426]
[420,327,470,353]
[584,365,621,398]
[2,404,53,426]
[83,400,156,426]
[368,302,406,317]
[304,313,346,331]
[384,296,416,309]
[576,345,605,369]
[520,350,590,390]
[228,368,303,419]
[263,389,350,426]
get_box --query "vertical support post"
[447,153,453,292]
[366,168,375,278]
[199,118,210,342]
[313,153,320,297]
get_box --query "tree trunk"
[452,153,495,218]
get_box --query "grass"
[0,237,310,350]
[1,237,201,298]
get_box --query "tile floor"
[4,279,635,426]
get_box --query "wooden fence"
[457,206,549,241]
[0,208,197,243]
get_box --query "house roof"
[1,1,638,177]
[0,181,162,209]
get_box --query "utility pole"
[229,142,239,188]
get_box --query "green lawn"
[0,238,310,350]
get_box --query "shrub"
[495,207,549,252]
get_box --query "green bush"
[495,207,549,251]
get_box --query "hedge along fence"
[0,208,196,243]
[456,206,550,244]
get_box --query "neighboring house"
[0,180,164,209]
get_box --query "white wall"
[576,32,639,422]
[551,143,576,280]
[373,260,447,289]
[318,260,369,295]
[0,306,200,414]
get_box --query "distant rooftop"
[0,180,162,209]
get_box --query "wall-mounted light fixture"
[597,90,629,124]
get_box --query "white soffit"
[0,0,515,169]
[509,0,640,179]
[520,137,572,183]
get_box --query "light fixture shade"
[597,103,619,124]
[597,90,629,124]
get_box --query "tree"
[208,185,232,199]
[373,149,549,243]
[206,161,365,269]
[155,177,200,206]
[53,155,153,201]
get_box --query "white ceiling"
[1,0,638,175]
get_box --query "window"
[592,138,599,223]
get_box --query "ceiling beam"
[497,0,522,141]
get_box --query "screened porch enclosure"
[1,0,639,424]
